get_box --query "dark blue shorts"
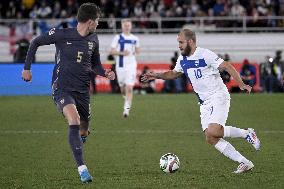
[52,90,90,122]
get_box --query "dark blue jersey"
[24,28,105,93]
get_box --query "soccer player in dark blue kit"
[21,3,115,183]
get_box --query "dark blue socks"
[68,125,84,166]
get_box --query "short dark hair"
[77,3,101,23]
[180,28,196,43]
[121,18,132,24]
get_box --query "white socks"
[215,138,249,164]
[124,99,131,111]
[78,165,87,174]
[223,126,249,138]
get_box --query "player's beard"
[181,43,191,56]
[89,28,96,34]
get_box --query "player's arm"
[110,47,130,56]
[141,70,183,82]
[109,35,129,56]
[219,61,252,93]
[135,37,141,55]
[22,28,59,82]
[135,47,141,55]
[92,43,115,80]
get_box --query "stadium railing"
[0,16,284,63]
[0,15,284,34]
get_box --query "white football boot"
[245,128,261,151]
[123,108,130,118]
[233,161,254,174]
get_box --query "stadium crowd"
[1,0,283,24]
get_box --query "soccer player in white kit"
[141,28,261,173]
[110,19,141,117]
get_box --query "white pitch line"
[1,130,59,134]
[1,130,284,134]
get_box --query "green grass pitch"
[0,94,283,188]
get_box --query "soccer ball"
[159,153,180,173]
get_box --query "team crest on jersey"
[194,60,199,67]
[60,98,65,104]
[88,42,95,55]
[88,42,94,50]
[49,28,55,35]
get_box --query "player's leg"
[76,93,91,143]
[63,104,84,166]
[213,92,261,150]
[53,90,92,183]
[123,84,133,117]
[120,85,126,97]
[63,104,92,182]
[223,125,261,150]
[116,69,129,117]
[122,69,136,117]
[71,92,93,182]
[201,93,253,173]
[80,120,90,143]
[205,124,253,171]
[116,69,125,97]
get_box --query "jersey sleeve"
[24,28,63,70]
[203,49,224,70]
[110,35,119,49]
[173,56,184,73]
[91,37,106,77]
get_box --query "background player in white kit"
[110,19,140,118]
[141,28,261,173]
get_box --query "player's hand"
[121,50,130,56]
[105,69,115,80]
[22,70,32,82]
[239,83,252,93]
[141,72,157,82]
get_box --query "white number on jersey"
[49,28,56,35]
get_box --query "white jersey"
[111,33,140,70]
[174,47,229,102]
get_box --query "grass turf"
[0,93,283,188]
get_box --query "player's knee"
[205,127,220,145]
[205,126,215,137]
[205,135,219,145]
[206,123,223,137]
[68,115,80,125]
[126,86,133,93]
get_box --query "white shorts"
[116,69,137,87]
[200,91,230,131]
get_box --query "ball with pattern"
[159,153,180,173]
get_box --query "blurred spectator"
[13,38,30,63]
[37,1,51,18]
[273,50,284,91]
[136,66,155,94]
[66,0,78,18]
[106,55,120,93]
[52,1,61,18]
[164,51,187,93]
[230,0,246,27]
[219,53,231,84]
[0,0,282,20]
[260,56,275,93]
[240,59,257,88]
[0,0,283,31]
[22,0,35,10]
